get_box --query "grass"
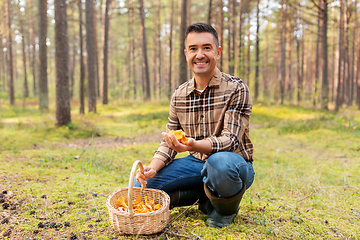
[0,100,359,239]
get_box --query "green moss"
[0,102,359,239]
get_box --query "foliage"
[0,102,359,239]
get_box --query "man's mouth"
[195,62,208,65]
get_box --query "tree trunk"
[153,0,162,100]
[331,7,336,102]
[350,0,356,106]
[6,0,14,105]
[320,0,329,109]
[219,0,224,71]
[28,0,37,97]
[207,0,212,24]
[102,0,110,105]
[287,15,293,102]
[178,0,187,85]
[55,0,71,126]
[279,0,286,104]
[228,0,235,75]
[86,0,97,113]
[139,0,151,100]
[17,0,29,99]
[236,0,243,77]
[128,0,136,99]
[93,3,100,98]
[314,0,321,106]
[254,0,260,100]
[296,38,301,105]
[264,23,269,100]
[0,20,3,92]
[356,0,360,109]
[69,27,76,99]
[38,0,48,109]
[335,0,343,111]
[79,0,85,114]
[246,10,251,85]
[168,0,174,97]
[342,2,349,106]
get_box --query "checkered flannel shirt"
[153,67,253,165]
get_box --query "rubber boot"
[204,183,246,228]
[169,189,213,215]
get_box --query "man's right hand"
[136,165,157,185]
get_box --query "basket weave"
[106,160,170,235]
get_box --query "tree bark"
[279,0,286,104]
[69,26,76,99]
[313,0,322,106]
[335,0,343,111]
[86,0,97,113]
[219,0,224,71]
[157,0,162,99]
[356,0,360,109]
[0,17,3,92]
[349,0,355,106]
[38,0,48,109]
[287,15,293,102]
[236,0,243,77]
[207,0,212,24]
[128,0,136,99]
[342,2,349,106]
[178,0,187,85]
[102,0,110,105]
[55,0,71,126]
[79,0,85,114]
[254,0,260,100]
[246,9,251,85]
[6,0,15,105]
[331,7,336,102]
[93,3,100,98]
[320,0,329,109]
[17,0,29,99]
[28,0,37,96]
[139,0,151,100]
[228,0,235,75]
[168,0,174,97]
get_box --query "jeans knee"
[202,152,250,196]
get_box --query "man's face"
[184,32,221,78]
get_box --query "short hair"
[185,22,219,48]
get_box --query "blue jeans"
[133,152,255,198]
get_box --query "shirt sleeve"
[206,82,252,155]
[152,94,180,166]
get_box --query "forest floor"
[0,100,360,240]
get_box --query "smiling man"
[134,22,255,228]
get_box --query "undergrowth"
[0,101,359,239]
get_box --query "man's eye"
[190,48,196,51]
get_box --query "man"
[135,22,255,228]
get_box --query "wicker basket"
[106,160,170,235]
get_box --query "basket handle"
[127,160,144,216]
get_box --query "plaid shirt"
[154,67,253,165]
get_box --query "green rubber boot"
[169,189,213,215]
[204,183,246,228]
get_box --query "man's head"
[184,22,221,81]
[185,22,219,48]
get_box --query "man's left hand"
[162,132,195,153]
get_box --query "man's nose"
[196,49,205,59]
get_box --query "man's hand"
[162,132,195,153]
[136,165,157,185]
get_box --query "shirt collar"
[186,67,222,95]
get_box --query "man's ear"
[217,46,222,59]
[184,49,188,61]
